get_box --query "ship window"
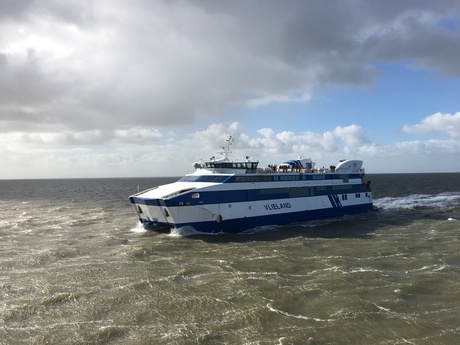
[289,187,310,197]
[279,175,299,181]
[178,175,202,182]
[200,175,228,182]
[312,175,325,180]
[255,175,274,182]
[333,185,352,190]
[342,195,348,200]
[241,175,262,182]
[260,188,289,195]
[178,175,229,183]
[260,187,314,198]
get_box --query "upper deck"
[193,159,259,174]
[192,157,364,176]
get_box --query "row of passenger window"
[260,184,353,198]
[235,174,354,182]
[178,175,230,183]
[179,174,358,183]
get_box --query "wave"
[266,302,335,322]
[169,225,217,237]
[374,192,460,211]
[129,222,148,233]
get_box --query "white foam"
[374,192,460,211]
[240,225,277,235]
[266,302,334,322]
[129,222,147,233]
[169,225,209,237]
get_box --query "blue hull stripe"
[328,194,337,208]
[328,194,342,208]
[335,195,342,207]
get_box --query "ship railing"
[131,186,159,197]
[258,168,320,174]
[257,167,366,174]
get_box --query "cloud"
[1,0,460,134]
[402,112,460,139]
[1,120,460,178]
[0,0,34,20]
[253,125,374,162]
[1,1,460,177]
[1,127,164,149]
[114,127,163,143]
[246,92,312,108]
[180,123,374,162]
[362,6,460,75]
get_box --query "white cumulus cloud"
[402,112,460,139]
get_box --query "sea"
[1,173,460,345]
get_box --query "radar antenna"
[220,135,234,158]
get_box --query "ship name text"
[263,202,292,211]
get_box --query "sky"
[1,0,460,179]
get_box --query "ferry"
[129,136,373,233]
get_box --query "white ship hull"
[129,169,373,233]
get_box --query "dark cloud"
[0,0,34,20]
[0,0,96,26]
[0,49,67,104]
[0,0,459,133]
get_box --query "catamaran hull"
[129,193,373,234]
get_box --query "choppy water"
[1,174,460,344]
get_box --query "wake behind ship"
[129,136,373,234]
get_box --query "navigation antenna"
[221,135,234,158]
